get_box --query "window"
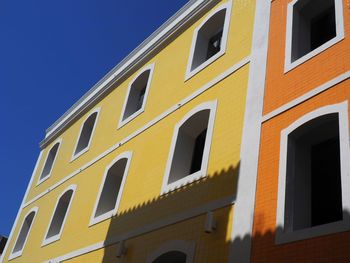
[153,251,187,263]
[72,108,100,160]
[38,140,61,185]
[43,186,76,246]
[118,64,154,128]
[285,0,344,71]
[186,2,231,80]
[90,152,132,226]
[146,240,195,263]
[9,208,38,259]
[162,101,217,193]
[276,102,350,244]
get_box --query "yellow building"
[1,0,271,262]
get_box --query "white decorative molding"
[185,0,232,80]
[8,207,39,261]
[228,0,271,262]
[71,107,101,162]
[89,151,133,227]
[146,240,196,263]
[118,64,155,129]
[36,138,63,186]
[161,100,217,194]
[276,101,350,244]
[262,71,350,123]
[22,57,250,210]
[42,185,77,247]
[284,0,344,73]
[40,0,221,149]
[43,195,234,263]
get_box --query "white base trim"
[44,195,235,263]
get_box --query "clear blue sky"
[0,0,187,236]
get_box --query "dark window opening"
[40,142,60,180]
[153,251,187,263]
[122,70,151,121]
[74,112,97,155]
[190,129,207,174]
[285,113,342,231]
[168,109,210,184]
[291,0,336,62]
[206,30,223,60]
[191,9,226,71]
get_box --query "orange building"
[251,0,350,262]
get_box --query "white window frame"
[276,101,350,244]
[118,64,155,128]
[89,151,133,227]
[71,107,101,162]
[42,185,77,246]
[185,1,232,81]
[146,240,196,263]
[9,207,38,260]
[284,0,344,73]
[36,138,63,186]
[161,100,217,194]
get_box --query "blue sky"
[0,0,187,236]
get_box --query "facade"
[251,0,350,262]
[3,0,349,262]
[1,0,269,262]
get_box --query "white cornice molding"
[40,0,220,149]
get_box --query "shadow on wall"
[98,158,350,263]
[99,162,241,263]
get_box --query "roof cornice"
[40,0,219,149]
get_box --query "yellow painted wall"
[2,0,256,262]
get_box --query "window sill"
[117,108,145,130]
[284,34,344,73]
[275,219,350,244]
[70,147,90,163]
[89,211,114,227]
[185,50,225,81]
[41,235,60,247]
[161,170,206,195]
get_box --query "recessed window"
[162,101,217,193]
[43,186,75,245]
[285,113,342,231]
[153,251,187,263]
[119,64,154,127]
[72,109,99,159]
[10,208,38,259]
[285,0,344,71]
[276,102,350,244]
[90,152,132,225]
[38,141,61,184]
[186,2,231,79]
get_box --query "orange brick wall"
[252,0,350,261]
[263,0,350,115]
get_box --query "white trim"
[284,0,345,73]
[36,138,63,186]
[0,151,43,263]
[44,195,234,263]
[42,185,77,247]
[276,101,350,244]
[228,0,271,262]
[146,240,196,263]
[89,151,133,227]
[262,70,350,122]
[185,1,232,81]
[8,207,39,261]
[118,64,155,128]
[41,0,220,148]
[22,57,249,210]
[71,107,101,162]
[161,100,217,194]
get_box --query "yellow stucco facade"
[1,0,260,262]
